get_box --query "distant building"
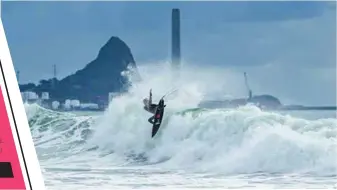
[41,92,49,100]
[21,91,39,103]
[52,101,60,110]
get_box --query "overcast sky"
[1,1,336,106]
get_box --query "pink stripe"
[0,87,26,189]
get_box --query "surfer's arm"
[149,89,152,105]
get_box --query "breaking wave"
[25,63,337,177]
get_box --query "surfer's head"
[159,99,164,106]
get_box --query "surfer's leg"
[148,115,155,124]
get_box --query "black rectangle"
[0,162,14,178]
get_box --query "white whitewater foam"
[24,62,337,189]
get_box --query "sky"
[1,1,336,106]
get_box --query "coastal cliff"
[19,36,140,104]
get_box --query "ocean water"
[24,63,337,189]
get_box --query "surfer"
[143,89,165,124]
[143,89,157,124]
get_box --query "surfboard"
[151,103,165,138]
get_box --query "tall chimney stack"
[171,8,181,78]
